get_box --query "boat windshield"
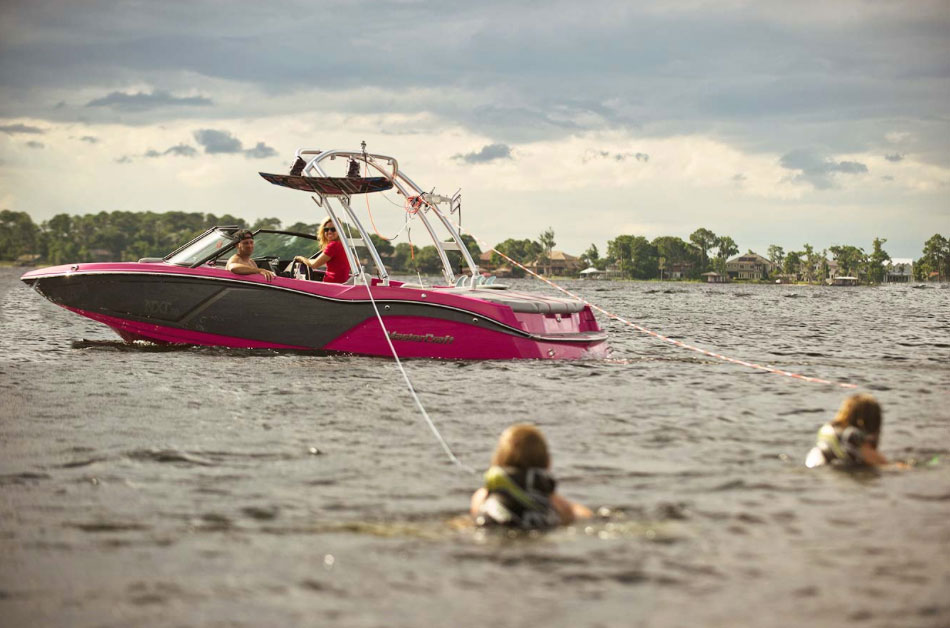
[166,230,237,266]
[247,231,322,259]
[165,229,322,267]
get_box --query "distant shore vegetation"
[1,209,948,283]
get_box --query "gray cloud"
[0,1,947,166]
[244,141,277,159]
[192,129,275,159]
[164,144,198,157]
[115,155,132,164]
[833,161,869,174]
[1,123,44,134]
[780,149,869,189]
[25,140,44,149]
[142,144,198,159]
[79,135,98,143]
[194,129,243,154]
[453,143,512,164]
[884,153,904,162]
[143,144,199,158]
[86,89,213,111]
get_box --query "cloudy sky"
[1,0,948,258]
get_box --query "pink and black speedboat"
[21,145,608,359]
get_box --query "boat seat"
[441,288,587,314]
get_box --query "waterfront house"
[885,258,914,283]
[659,260,694,280]
[527,250,583,276]
[702,271,728,283]
[725,252,773,280]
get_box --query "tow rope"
[467,234,859,390]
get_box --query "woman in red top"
[293,217,350,283]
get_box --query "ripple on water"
[3,271,950,627]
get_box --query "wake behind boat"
[21,145,608,359]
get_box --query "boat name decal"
[144,299,173,316]
[388,331,455,345]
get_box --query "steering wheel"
[293,261,312,281]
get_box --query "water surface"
[1,267,948,627]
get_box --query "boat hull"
[21,264,608,360]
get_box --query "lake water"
[1,266,948,628]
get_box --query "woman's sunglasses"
[324,227,336,233]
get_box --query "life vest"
[475,466,561,529]
[805,423,871,467]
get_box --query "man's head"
[234,229,254,256]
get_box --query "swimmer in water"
[470,424,592,529]
[805,393,890,468]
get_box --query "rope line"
[357,272,475,473]
[471,236,858,390]
[300,170,473,471]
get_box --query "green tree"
[42,214,78,264]
[492,238,541,278]
[413,245,443,274]
[920,234,949,281]
[537,227,556,275]
[369,234,395,257]
[607,235,658,279]
[800,243,819,284]
[652,236,696,280]
[713,235,738,275]
[783,251,802,279]
[767,244,785,272]
[867,237,891,284]
[391,242,413,272]
[689,227,717,272]
[214,214,249,229]
[459,234,481,258]
[443,234,481,275]
[819,249,830,282]
[0,210,40,261]
[581,243,600,268]
[286,221,320,235]
[829,245,865,278]
[252,216,282,231]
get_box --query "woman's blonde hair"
[317,216,335,248]
[491,424,550,469]
[832,393,882,434]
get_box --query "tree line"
[0,209,482,274]
[1,209,947,282]
[495,226,949,283]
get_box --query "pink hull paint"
[27,263,608,359]
[325,316,609,360]
[64,307,310,349]
[63,306,607,359]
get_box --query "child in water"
[805,393,890,468]
[470,424,592,529]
